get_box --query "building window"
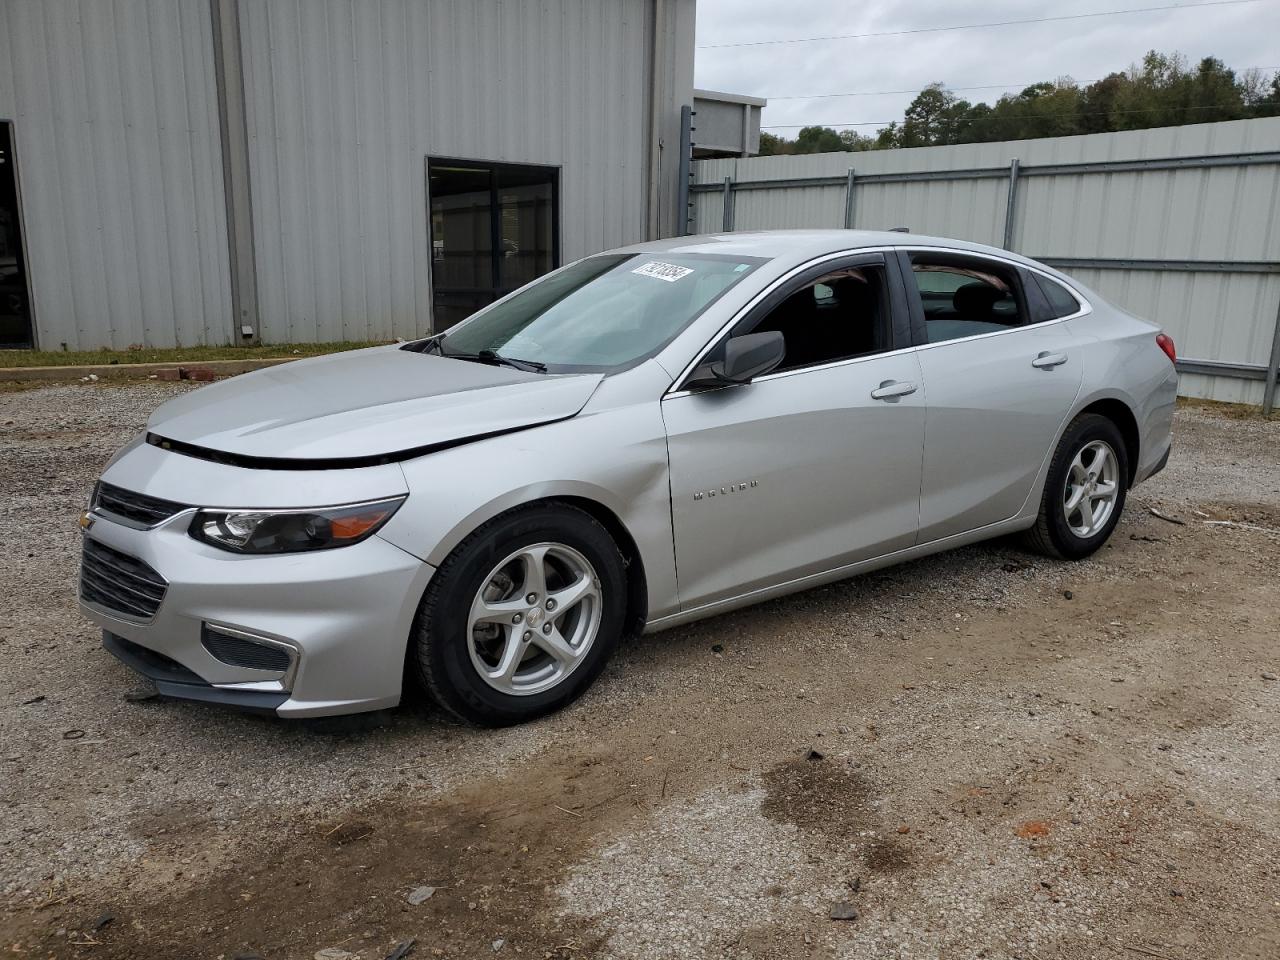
[427,158,559,331]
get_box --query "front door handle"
[870,379,918,401]
[1032,352,1068,369]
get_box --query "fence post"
[843,168,857,229]
[721,176,734,232]
[1003,157,1020,250]
[676,105,693,237]
[1264,295,1280,416]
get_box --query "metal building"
[0,0,695,350]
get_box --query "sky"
[693,0,1280,135]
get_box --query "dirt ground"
[2,383,1278,960]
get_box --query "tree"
[897,83,974,146]
[978,80,1084,141]
[1187,57,1244,122]
[750,50,1264,157]
[1112,51,1190,129]
[758,132,791,156]
[1080,72,1126,133]
[793,126,849,154]
[1242,69,1280,117]
[756,126,877,155]
[839,128,877,151]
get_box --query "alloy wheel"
[1062,439,1119,538]
[466,542,603,696]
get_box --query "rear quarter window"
[1034,274,1082,319]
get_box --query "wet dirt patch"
[759,755,876,841]
[862,836,912,873]
[6,752,648,960]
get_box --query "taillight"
[1156,333,1176,364]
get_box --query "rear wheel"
[1024,413,1129,560]
[411,504,627,726]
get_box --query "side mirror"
[685,331,786,390]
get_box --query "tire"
[411,503,627,726]
[1023,413,1130,560]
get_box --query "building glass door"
[0,123,34,348]
[428,158,558,331]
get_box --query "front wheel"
[1023,413,1130,560]
[411,504,627,726]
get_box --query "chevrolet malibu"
[79,230,1177,725]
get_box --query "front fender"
[375,401,679,621]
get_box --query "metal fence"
[688,117,1280,414]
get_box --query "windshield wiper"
[411,335,546,373]
[475,349,546,373]
[439,345,547,373]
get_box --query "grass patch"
[0,379,51,394]
[1175,395,1269,420]
[0,341,389,368]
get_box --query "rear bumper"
[1138,441,1171,484]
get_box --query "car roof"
[616,229,1056,275]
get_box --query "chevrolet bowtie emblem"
[79,512,95,531]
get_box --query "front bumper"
[103,631,289,713]
[80,511,435,717]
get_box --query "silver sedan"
[79,231,1177,724]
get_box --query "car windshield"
[431,253,766,373]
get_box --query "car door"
[900,249,1085,544]
[661,252,925,611]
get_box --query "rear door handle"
[870,379,918,401]
[1032,352,1068,369]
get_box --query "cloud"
[694,0,1278,133]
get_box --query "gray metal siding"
[237,0,658,344]
[693,118,1280,405]
[0,0,232,350]
[692,95,760,157]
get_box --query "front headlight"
[188,496,406,554]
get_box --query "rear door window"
[907,254,1028,345]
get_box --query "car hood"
[146,346,604,464]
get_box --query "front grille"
[80,538,168,620]
[94,482,187,528]
[201,626,293,673]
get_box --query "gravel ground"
[1,382,1278,960]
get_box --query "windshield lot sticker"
[632,261,694,283]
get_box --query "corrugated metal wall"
[0,0,233,350]
[693,118,1280,405]
[0,0,692,350]
[237,0,665,344]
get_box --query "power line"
[770,83,1059,101]
[760,101,1277,130]
[697,0,1261,50]
[764,68,1280,101]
